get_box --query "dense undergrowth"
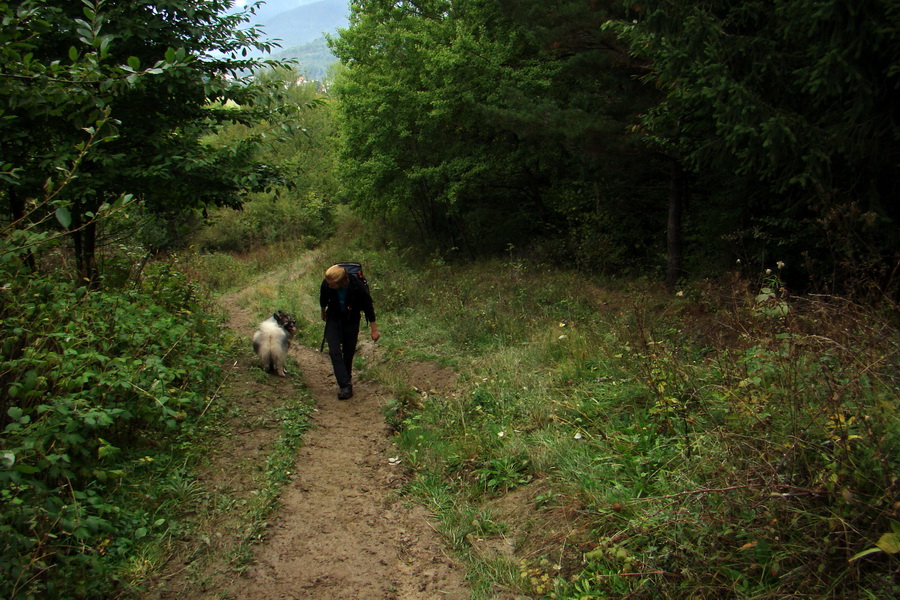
[8,209,895,599]
[211,220,898,600]
[369,260,898,599]
[0,250,232,598]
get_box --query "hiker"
[320,264,379,399]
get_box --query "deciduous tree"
[331,1,666,266]
[0,0,280,282]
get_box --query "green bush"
[180,251,247,293]
[191,189,332,253]
[0,256,229,598]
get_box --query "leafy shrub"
[180,251,248,293]
[0,256,229,598]
[191,188,333,253]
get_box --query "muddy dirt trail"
[220,349,466,599]
[144,280,470,599]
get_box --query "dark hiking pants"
[324,316,360,388]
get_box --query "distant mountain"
[272,38,338,81]
[247,0,349,51]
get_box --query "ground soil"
[140,281,471,599]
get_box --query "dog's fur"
[252,311,297,377]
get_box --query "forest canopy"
[329,0,899,296]
[0,0,282,282]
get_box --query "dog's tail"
[253,319,288,377]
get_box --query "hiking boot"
[337,385,353,400]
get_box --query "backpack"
[335,262,371,297]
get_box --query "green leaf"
[7,407,23,421]
[1,452,15,468]
[127,56,140,70]
[97,437,120,459]
[55,206,72,229]
[849,547,883,562]
[876,532,900,554]
[99,36,112,57]
[69,46,78,61]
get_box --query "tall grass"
[321,238,899,599]
[185,217,898,599]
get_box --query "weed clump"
[0,257,230,598]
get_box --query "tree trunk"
[71,200,98,286]
[666,159,687,289]
[7,189,37,271]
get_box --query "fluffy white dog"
[252,311,296,377]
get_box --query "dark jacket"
[320,276,376,323]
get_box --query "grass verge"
[183,215,899,599]
[307,223,897,599]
